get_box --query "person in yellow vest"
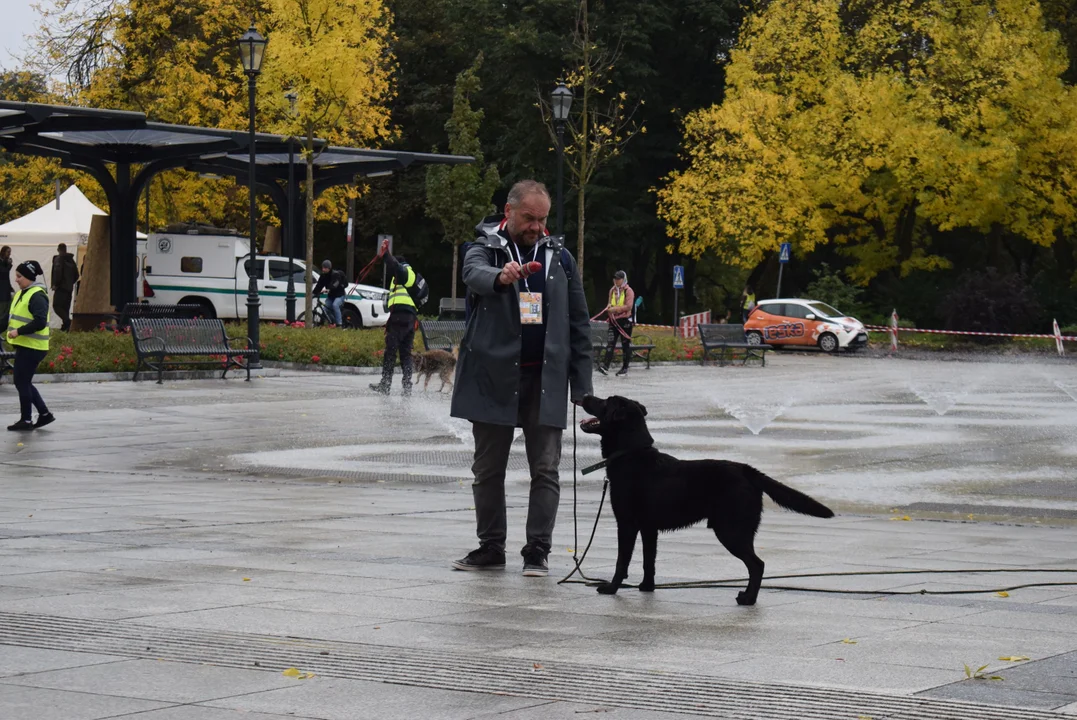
[597,270,635,377]
[370,239,419,396]
[6,260,55,431]
[741,284,756,322]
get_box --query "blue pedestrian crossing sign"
[673,265,685,289]
[779,242,791,264]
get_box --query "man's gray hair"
[506,180,550,207]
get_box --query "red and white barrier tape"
[865,326,1077,341]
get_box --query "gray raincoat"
[450,231,593,428]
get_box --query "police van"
[143,225,388,327]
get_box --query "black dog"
[580,395,834,605]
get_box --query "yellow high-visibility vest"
[7,285,50,350]
[388,266,417,310]
[743,292,756,310]
[610,287,628,307]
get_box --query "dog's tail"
[747,466,834,518]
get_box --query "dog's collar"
[581,446,650,476]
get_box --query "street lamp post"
[284,90,298,323]
[551,83,573,237]
[238,23,267,367]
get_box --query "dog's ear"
[636,401,648,417]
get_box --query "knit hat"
[15,260,43,281]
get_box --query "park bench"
[590,321,656,370]
[130,318,254,384]
[0,345,13,383]
[418,320,467,352]
[437,297,466,321]
[698,323,771,367]
[120,302,204,328]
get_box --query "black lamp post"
[551,83,573,237]
[238,23,267,366]
[284,89,298,323]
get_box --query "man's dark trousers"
[470,367,561,555]
[53,290,73,332]
[378,312,415,391]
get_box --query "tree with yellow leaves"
[540,0,644,275]
[259,0,394,322]
[658,0,1077,284]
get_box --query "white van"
[143,227,389,327]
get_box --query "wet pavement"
[1,353,1076,719]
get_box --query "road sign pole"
[673,288,679,336]
[776,264,784,299]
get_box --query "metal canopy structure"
[0,100,472,308]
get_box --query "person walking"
[312,259,346,326]
[369,241,423,396]
[741,284,756,323]
[6,260,55,431]
[51,243,79,332]
[0,246,13,327]
[597,270,635,377]
[450,180,593,577]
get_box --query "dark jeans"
[470,368,562,555]
[13,347,48,422]
[378,311,415,390]
[54,290,73,332]
[602,318,633,371]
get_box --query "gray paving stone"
[0,646,129,677]
[202,675,546,719]
[0,683,171,720]
[3,658,298,704]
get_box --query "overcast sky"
[1,4,42,72]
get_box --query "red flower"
[71,361,77,368]
[49,361,55,369]
[311,355,320,363]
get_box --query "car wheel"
[341,306,362,329]
[745,330,764,346]
[818,332,839,353]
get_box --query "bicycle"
[297,296,356,328]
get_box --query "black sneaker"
[451,546,506,571]
[521,546,549,577]
[34,412,55,429]
[596,365,608,376]
[7,419,33,431]
[616,368,628,377]
[369,383,390,395]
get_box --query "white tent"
[0,185,146,324]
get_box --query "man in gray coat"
[450,180,593,577]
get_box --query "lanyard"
[509,242,538,292]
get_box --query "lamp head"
[551,83,573,122]
[238,24,267,75]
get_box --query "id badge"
[519,291,543,324]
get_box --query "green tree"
[425,53,500,302]
[659,0,1077,285]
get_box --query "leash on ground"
[557,418,1077,594]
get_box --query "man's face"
[15,273,30,289]
[505,193,551,246]
[614,277,624,288]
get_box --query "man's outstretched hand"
[498,261,542,286]
[379,239,391,256]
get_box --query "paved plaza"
[2,353,1077,719]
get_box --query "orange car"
[744,299,867,353]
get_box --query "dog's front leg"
[597,523,637,595]
[638,528,658,592]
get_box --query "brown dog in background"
[413,347,457,392]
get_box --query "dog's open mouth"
[580,417,601,432]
